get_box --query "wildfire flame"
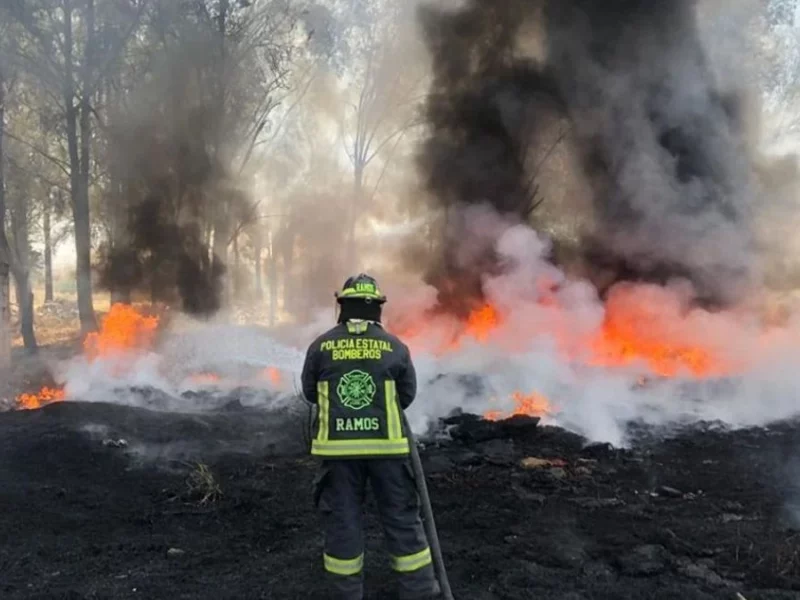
[184,367,283,389]
[392,282,742,422]
[589,286,728,378]
[12,285,742,421]
[16,387,66,411]
[16,304,160,410]
[464,304,500,343]
[186,373,222,386]
[485,391,552,422]
[260,367,282,386]
[84,304,160,361]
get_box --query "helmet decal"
[336,273,386,302]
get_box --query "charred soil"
[1,401,799,600]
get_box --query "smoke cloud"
[98,31,236,315]
[96,6,288,316]
[392,209,800,447]
[417,0,762,308]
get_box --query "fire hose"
[401,411,455,600]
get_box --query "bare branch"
[2,129,71,176]
[365,128,409,204]
[6,156,69,195]
[363,115,421,166]
[88,1,151,94]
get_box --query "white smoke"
[398,205,800,446]
[53,318,305,413]
[46,207,800,447]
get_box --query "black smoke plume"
[98,95,232,316]
[97,27,252,317]
[417,0,759,311]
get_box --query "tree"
[87,0,301,313]
[5,152,40,353]
[0,60,11,367]
[4,0,149,333]
[41,188,69,302]
[328,1,428,269]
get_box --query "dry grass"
[185,462,224,505]
[773,534,800,577]
[9,289,112,348]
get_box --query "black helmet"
[335,273,387,304]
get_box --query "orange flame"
[465,304,500,342]
[15,304,159,411]
[443,286,731,379]
[588,287,729,377]
[83,304,159,361]
[397,283,740,423]
[485,391,552,421]
[260,367,282,386]
[16,387,66,410]
[187,373,222,386]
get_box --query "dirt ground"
[1,400,800,600]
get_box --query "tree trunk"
[232,230,240,299]
[280,225,295,316]
[78,0,97,328]
[212,217,229,303]
[0,74,10,368]
[254,231,263,301]
[267,230,278,326]
[11,268,37,353]
[43,200,53,302]
[64,0,97,333]
[0,262,9,369]
[108,86,130,306]
[345,161,364,269]
[73,131,96,331]
[8,180,37,353]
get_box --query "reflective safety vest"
[312,378,409,457]
[302,321,414,458]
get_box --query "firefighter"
[301,274,441,600]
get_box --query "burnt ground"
[1,400,800,600]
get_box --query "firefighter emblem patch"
[337,370,377,410]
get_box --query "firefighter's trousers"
[313,458,439,600]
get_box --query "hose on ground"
[402,412,455,600]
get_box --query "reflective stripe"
[392,547,432,573]
[385,380,403,440]
[339,286,383,299]
[311,438,410,457]
[312,377,410,458]
[317,382,329,443]
[324,553,364,576]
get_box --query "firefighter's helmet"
[335,273,386,304]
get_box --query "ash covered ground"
[2,391,800,600]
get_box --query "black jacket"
[301,320,416,458]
